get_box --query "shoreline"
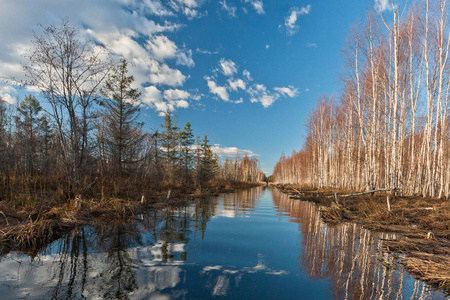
[0,181,264,256]
[273,184,450,295]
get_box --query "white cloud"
[247,84,298,108]
[0,0,193,115]
[169,0,205,20]
[146,35,194,67]
[146,35,177,60]
[220,0,237,17]
[140,0,175,16]
[220,58,238,76]
[247,84,278,108]
[196,48,219,55]
[245,0,265,15]
[228,78,246,91]
[274,86,298,97]
[283,5,311,35]
[265,44,269,49]
[212,144,258,158]
[142,86,191,112]
[205,76,229,101]
[142,85,163,106]
[307,42,317,48]
[176,99,189,108]
[0,85,17,104]
[205,59,298,108]
[163,89,190,101]
[243,69,253,81]
[87,29,186,87]
[149,61,186,87]
[375,0,392,12]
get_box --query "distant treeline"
[274,0,450,198]
[0,20,264,201]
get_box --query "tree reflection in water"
[1,187,440,299]
[0,188,265,299]
[271,188,439,299]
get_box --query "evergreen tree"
[179,122,195,184]
[16,95,42,175]
[198,133,218,184]
[101,60,143,175]
[160,109,179,183]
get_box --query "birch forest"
[274,0,450,198]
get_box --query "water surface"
[0,187,446,299]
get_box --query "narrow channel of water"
[0,187,446,299]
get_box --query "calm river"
[0,187,446,299]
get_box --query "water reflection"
[0,187,445,299]
[272,188,443,299]
[0,187,265,300]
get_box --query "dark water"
[0,187,446,299]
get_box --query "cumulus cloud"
[244,0,265,15]
[0,0,194,114]
[220,0,237,17]
[205,76,229,101]
[146,35,194,67]
[0,85,17,104]
[204,59,298,108]
[228,78,246,91]
[164,88,190,101]
[142,85,164,109]
[169,0,205,20]
[282,5,311,35]
[248,84,298,108]
[220,58,238,76]
[211,144,258,158]
[247,84,278,108]
[146,35,177,60]
[148,60,187,86]
[143,86,191,112]
[274,86,298,97]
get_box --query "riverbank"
[0,180,263,256]
[274,184,450,294]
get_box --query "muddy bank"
[0,181,263,256]
[274,184,450,294]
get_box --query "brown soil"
[274,184,450,295]
[0,180,263,256]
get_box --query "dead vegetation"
[0,180,262,255]
[274,184,450,295]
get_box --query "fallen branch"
[340,188,394,198]
[292,187,303,195]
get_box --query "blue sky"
[0,0,383,174]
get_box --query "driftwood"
[340,188,394,198]
[292,187,303,195]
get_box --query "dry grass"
[0,179,262,255]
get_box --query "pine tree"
[101,60,143,175]
[160,109,179,184]
[16,95,42,175]
[179,122,194,184]
[198,133,218,184]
